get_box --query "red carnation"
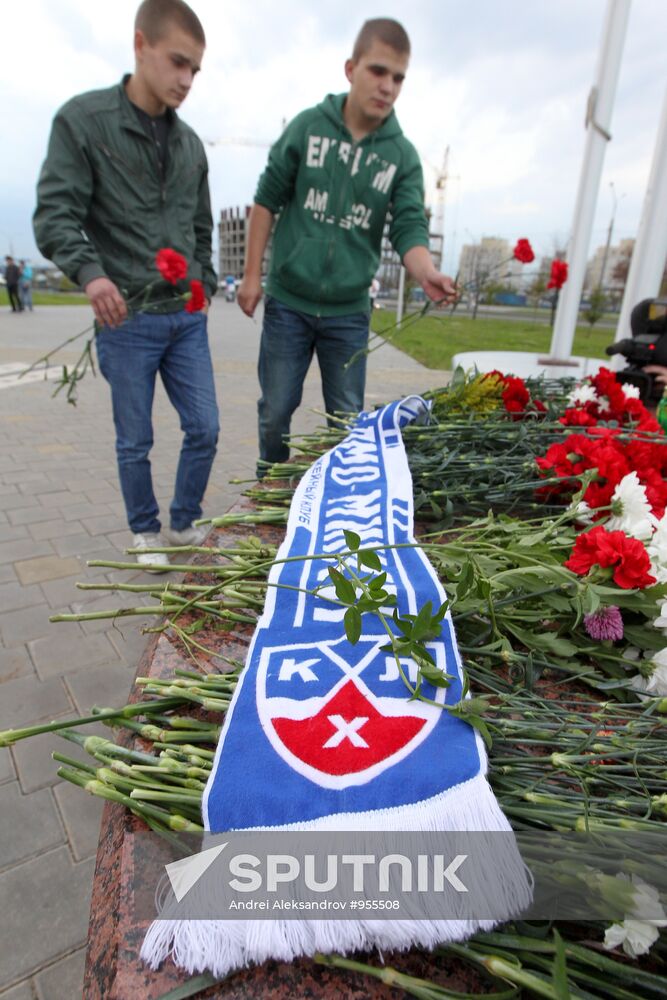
[590,367,617,397]
[502,376,530,413]
[638,467,667,519]
[185,279,206,313]
[564,526,656,590]
[513,238,535,264]
[156,248,188,284]
[482,370,509,384]
[626,438,667,475]
[559,407,598,427]
[536,432,632,513]
[619,396,653,424]
[547,259,568,290]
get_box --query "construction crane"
[204,121,286,150]
[204,137,272,149]
[420,146,451,272]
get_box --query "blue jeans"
[96,311,219,534]
[20,283,33,311]
[257,296,369,472]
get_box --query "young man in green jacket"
[33,0,218,567]
[238,18,456,477]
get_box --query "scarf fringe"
[141,773,532,977]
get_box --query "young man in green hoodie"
[238,17,456,476]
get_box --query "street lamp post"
[598,181,617,292]
[598,182,625,293]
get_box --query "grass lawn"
[370,308,614,370]
[0,289,89,307]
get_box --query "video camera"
[605,298,667,403]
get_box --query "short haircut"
[135,0,205,47]
[352,18,410,61]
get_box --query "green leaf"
[624,625,665,650]
[182,619,206,635]
[328,567,356,605]
[392,609,413,636]
[358,549,382,571]
[411,601,434,640]
[158,974,222,1000]
[516,529,551,547]
[449,710,492,749]
[412,645,437,668]
[368,572,388,591]
[505,622,578,658]
[551,928,570,1000]
[420,664,451,688]
[343,530,360,551]
[356,598,379,614]
[434,600,449,621]
[455,560,476,600]
[452,696,489,715]
[367,590,388,605]
[344,606,362,645]
[581,586,601,616]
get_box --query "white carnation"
[606,472,657,540]
[567,383,598,406]
[604,876,667,958]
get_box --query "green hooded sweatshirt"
[255,93,430,317]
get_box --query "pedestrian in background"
[4,256,22,312]
[19,259,33,311]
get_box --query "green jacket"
[33,77,217,303]
[255,93,430,317]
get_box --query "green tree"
[583,286,606,330]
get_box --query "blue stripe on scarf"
[204,398,482,831]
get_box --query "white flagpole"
[548,0,630,361]
[614,84,667,345]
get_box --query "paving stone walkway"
[0,299,450,998]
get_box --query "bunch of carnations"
[536,425,667,519]
[559,367,658,429]
[563,516,667,695]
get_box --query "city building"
[457,237,524,292]
[585,238,634,296]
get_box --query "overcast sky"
[1,0,665,275]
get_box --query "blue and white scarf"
[143,397,530,975]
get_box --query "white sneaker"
[132,532,170,570]
[165,524,209,546]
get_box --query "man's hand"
[644,364,667,387]
[85,277,127,327]
[402,246,458,307]
[237,275,263,318]
[421,269,458,306]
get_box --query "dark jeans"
[257,296,369,473]
[7,284,21,311]
[96,310,219,534]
